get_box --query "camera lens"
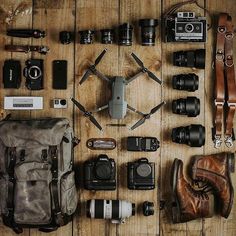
[59,31,73,44]
[100,29,114,44]
[79,30,95,44]
[173,49,205,69]
[87,199,135,221]
[60,99,67,106]
[185,23,194,33]
[171,124,205,147]
[139,19,158,46]
[172,97,200,117]
[118,23,133,46]
[172,73,199,92]
[143,201,154,216]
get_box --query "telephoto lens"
[172,73,199,92]
[118,23,133,46]
[142,201,154,216]
[171,124,205,147]
[139,19,158,46]
[100,29,115,44]
[59,31,73,44]
[79,30,95,44]
[173,49,205,69]
[172,97,200,117]
[86,199,135,224]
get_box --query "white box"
[4,96,43,110]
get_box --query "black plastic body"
[127,137,159,151]
[84,155,116,190]
[100,29,114,44]
[52,60,67,89]
[165,14,207,42]
[172,97,200,117]
[139,19,158,46]
[173,49,205,69]
[23,59,43,90]
[172,124,205,147]
[79,30,95,44]
[172,73,199,91]
[127,158,155,190]
[3,60,21,88]
[118,23,133,46]
[59,31,73,44]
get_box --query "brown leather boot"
[171,158,214,223]
[191,152,235,218]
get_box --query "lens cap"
[136,163,152,177]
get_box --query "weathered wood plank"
[203,1,236,236]
[75,1,119,236]
[160,0,205,236]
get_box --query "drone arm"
[93,69,111,83]
[92,104,109,113]
[127,104,145,116]
[126,70,143,84]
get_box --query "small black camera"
[23,59,44,90]
[165,12,207,42]
[84,154,116,190]
[127,158,155,190]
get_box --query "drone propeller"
[79,49,108,85]
[131,52,162,85]
[130,101,165,130]
[71,97,103,131]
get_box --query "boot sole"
[170,158,182,223]
[191,153,235,218]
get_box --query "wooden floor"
[0,0,236,235]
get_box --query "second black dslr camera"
[127,158,155,190]
[84,154,116,190]
[23,59,44,90]
[165,12,207,42]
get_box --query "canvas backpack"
[0,118,79,233]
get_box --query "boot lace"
[192,177,214,194]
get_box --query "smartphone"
[52,60,67,89]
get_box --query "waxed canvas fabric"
[0,118,77,226]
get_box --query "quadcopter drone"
[71,49,165,131]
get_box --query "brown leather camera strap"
[5,45,49,54]
[214,13,236,148]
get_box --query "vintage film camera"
[23,59,44,90]
[83,154,116,190]
[165,12,207,42]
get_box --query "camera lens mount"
[28,65,42,80]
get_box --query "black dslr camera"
[165,12,207,42]
[23,59,44,90]
[84,154,116,190]
[127,158,155,190]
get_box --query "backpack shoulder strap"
[49,145,65,226]
[2,147,23,234]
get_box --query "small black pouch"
[3,60,21,88]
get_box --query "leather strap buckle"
[225,32,234,39]
[214,99,224,106]
[225,55,234,67]
[216,50,224,61]
[218,26,226,33]
[225,135,233,147]
[214,135,222,148]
